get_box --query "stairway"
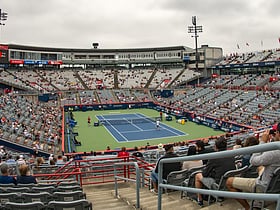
[144,69,158,88]
[83,183,134,210]
[83,183,277,210]
[74,71,89,89]
[167,68,186,88]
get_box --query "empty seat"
[57,180,79,186]
[56,185,82,192]
[5,187,30,193]
[53,190,86,201]
[2,201,45,210]
[47,199,92,210]
[31,186,55,193]
[17,183,36,188]
[21,192,52,204]
[0,193,20,205]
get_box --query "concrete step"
[83,184,134,210]
[83,183,277,210]
[117,186,278,210]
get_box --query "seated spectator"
[131,146,143,158]
[57,155,68,166]
[17,155,26,166]
[195,136,236,207]
[226,126,280,210]
[17,164,37,184]
[150,144,182,194]
[48,154,54,164]
[156,143,165,159]
[117,147,129,158]
[5,155,16,165]
[35,157,46,168]
[0,163,17,185]
[56,155,64,165]
[195,140,215,165]
[182,145,203,170]
[241,136,259,167]
[233,139,243,150]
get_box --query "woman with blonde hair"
[17,164,37,184]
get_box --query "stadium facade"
[0,43,222,77]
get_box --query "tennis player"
[156,119,160,130]
[87,116,91,126]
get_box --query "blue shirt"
[0,175,17,185]
[17,175,37,184]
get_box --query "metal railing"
[113,162,141,209]
[157,141,280,210]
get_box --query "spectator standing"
[117,147,129,158]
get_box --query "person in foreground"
[0,163,17,185]
[226,124,280,210]
[17,164,37,184]
[150,144,182,194]
[195,136,236,207]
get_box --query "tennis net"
[99,117,161,125]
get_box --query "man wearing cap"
[150,144,182,194]
[226,123,280,210]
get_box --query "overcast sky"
[1,0,280,55]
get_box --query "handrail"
[113,162,141,209]
[157,141,280,210]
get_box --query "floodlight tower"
[0,9,8,41]
[0,9,8,26]
[188,16,202,72]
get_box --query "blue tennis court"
[96,113,186,142]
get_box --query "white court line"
[135,113,185,136]
[123,118,144,131]
[98,116,129,142]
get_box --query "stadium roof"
[6,44,192,53]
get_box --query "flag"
[278,37,280,43]
[246,43,249,46]
[237,44,240,49]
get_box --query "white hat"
[158,143,163,149]
[19,155,24,159]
